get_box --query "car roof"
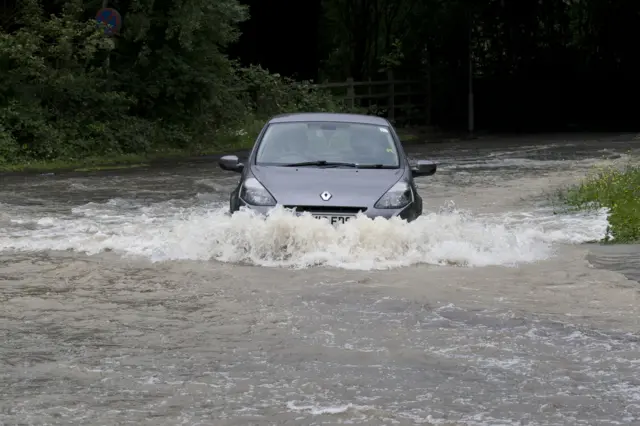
[268,112,390,126]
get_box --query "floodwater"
[1,133,639,425]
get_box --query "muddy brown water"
[1,133,640,425]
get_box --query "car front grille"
[283,205,367,214]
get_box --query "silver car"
[218,112,437,224]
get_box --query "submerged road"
[1,133,640,425]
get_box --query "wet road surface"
[1,133,640,425]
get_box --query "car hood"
[251,166,405,207]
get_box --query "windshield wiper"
[282,160,358,168]
[355,164,395,169]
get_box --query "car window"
[255,121,400,166]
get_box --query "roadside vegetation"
[0,0,354,172]
[559,163,640,243]
[2,0,638,173]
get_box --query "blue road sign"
[96,8,122,36]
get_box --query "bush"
[0,0,149,163]
[562,164,640,243]
[233,64,354,118]
[0,1,359,168]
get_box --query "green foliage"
[111,0,249,124]
[0,0,136,161]
[234,65,352,118]
[379,39,404,71]
[561,164,640,243]
[0,0,349,168]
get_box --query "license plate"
[313,215,353,225]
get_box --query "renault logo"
[320,191,332,201]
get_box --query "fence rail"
[233,70,430,126]
[314,79,419,88]
[313,70,429,125]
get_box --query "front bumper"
[233,199,420,222]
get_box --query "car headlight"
[374,181,413,209]
[240,177,276,206]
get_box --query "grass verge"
[558,163,640,243]
[0,116,270,174]
[0,138,257,174]
[0,148,230,174]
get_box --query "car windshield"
[255,121,400,167]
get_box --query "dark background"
[229,0,323,81]
[228,0,640,133]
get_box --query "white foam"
[286,400,372,415]
[0,200,609,270]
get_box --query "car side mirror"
[219,155,244,173]
[411,160,437,177]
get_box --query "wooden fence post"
[387,70,395,122]
[307,76,428,124]
[346,77,355,109]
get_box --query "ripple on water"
[2,296,639,425]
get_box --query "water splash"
[0,200,608,270]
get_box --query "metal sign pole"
[467,10,475,137]
[95,1,123,88]
[104,0,110,71]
